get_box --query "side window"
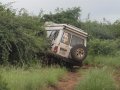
[61,32,71,45]
[48,30,59,41]
[71,35,84,47]
[47,30,52,37]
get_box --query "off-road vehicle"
[44,22,88,66]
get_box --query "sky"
[1,0,120,22]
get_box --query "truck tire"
[71,44,87,62]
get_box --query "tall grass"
[1,67,66,90]
[76,68,116,90]
[0,74,8,90]
[84,55,120,68]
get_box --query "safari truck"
[45,22,88,66]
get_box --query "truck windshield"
[47,30,59,41]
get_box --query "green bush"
[0,3,48,65]
[81,21,114,39]
[88,39,119,55]
[76,68,116,90]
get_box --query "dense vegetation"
[0,3,48,65]
[0,2,120,90]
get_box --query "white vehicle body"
[45,22,88,61]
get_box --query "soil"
[114,70,120,89]
[46,72,81,90]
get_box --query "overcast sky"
[1,0,120,22]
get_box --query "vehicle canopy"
[45,22,88,38]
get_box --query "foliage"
[0,3,48,65]
[76,68,116,90]
[88,39,120,55]
[112,20,120,38]
[81,21,114,39]
[43,7,81,28]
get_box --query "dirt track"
[47,72,81,90]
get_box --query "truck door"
[58,31,71,58]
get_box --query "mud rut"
[47,71,81,90]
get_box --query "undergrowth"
[0,74,8,90]
[84,55,120,68]
[76,67,116,90]
[1,66,66,90]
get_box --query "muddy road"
[46,71,81,90]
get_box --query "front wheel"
[71,44,87,62]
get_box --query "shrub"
[88,39,119,55]
[0,3,48,65]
